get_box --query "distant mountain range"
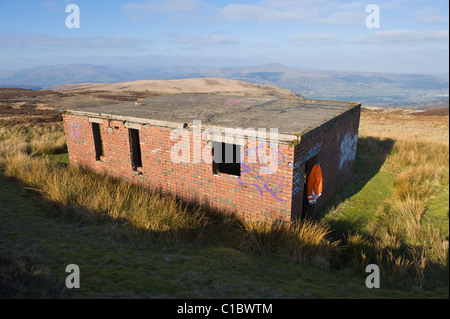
[0,63,448,107]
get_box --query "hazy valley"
[1,63,448,109]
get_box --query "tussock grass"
[345,229,448,289]
[1,149,340,264]
[370,199,427,249]
[0,124,66,157]
[2,152,211,244]
[0,248,68,298]
[340,111,449,290]
[0,123,339,267]
[1,111,448,291]
[393,168,437,201]
[239,219,340,267]
[385,139,449,170]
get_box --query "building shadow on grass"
[2,157,448,295]
[316,136,396,231]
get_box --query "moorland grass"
[328,111,449,290]
[0,112,448,294]
[0,123,339,268]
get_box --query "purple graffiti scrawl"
[238,143,293,202]
[225,99,245,105]
[69,120,81,141]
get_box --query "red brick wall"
[63,105,360,222]
[291,105,361,219]
[63,114,296,222]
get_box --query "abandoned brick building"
[63,93,361,222]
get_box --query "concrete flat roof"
[66,93,360,142]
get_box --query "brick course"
[63,104,360,222]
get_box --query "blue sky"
[0,0,448,74]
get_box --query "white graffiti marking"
[339,133,358,170]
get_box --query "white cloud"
[287,29,450,46]
[414,8,447,24]
[415,15,446,24]
[219,1,367,25]
[170,35,239,46]
[351,29,449,44]
[219,3,318,23]
[0,34,148,49]
[310,10,365,25]
[123,0,204,14]
[288,33,337,45]
[264,0,326,7]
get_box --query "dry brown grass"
[360,108,449,144]
[345,108,450,288]
[0,124,66,157]
[360,108,449,203]
[48,78,303,99]
[1,107,448,289]
[240,219,340,266]
[1,152,212,244]
[0,122,339,265]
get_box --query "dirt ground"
[411,108,449,117]
[0,88,162,126]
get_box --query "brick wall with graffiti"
[63,114,296,222]
[63,104,360,223]
[291,105,361,219]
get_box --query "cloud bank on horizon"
[0,0,448,74]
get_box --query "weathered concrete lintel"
[124,122,143,130]
[88,117,103,124]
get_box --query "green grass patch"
[45,153,70,165]
[321,139,396,235]
[0,122,448,298]
[323,170,395,235]
[1,173,447,298]
[423,186,449,237]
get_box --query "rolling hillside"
[1,63,448,107]
[48,77,303,99]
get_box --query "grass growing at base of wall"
[0,173,446,298]
[239,219,340,267]
[1,118,448,296]
[3,152,215,243]
[0,124,339,270]
[1,152,339,266]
